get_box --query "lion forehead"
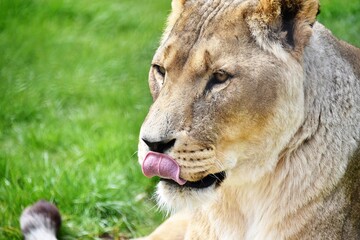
[157,0,254,67]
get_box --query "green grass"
[0,0,170,239]
[318,0,359,46]
[0,0,358,239]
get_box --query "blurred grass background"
[0,0,358,239]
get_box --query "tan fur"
[138,0,360,239]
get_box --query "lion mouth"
[142,152,226,189]
[161,171,226,189]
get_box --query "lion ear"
[170,0,187,20]
[166,0,187,30]
[247,0,320,59]
[171,0,187,11]
[160,0,187,45]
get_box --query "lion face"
[138,0,306,211]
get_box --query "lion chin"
[155,179,221,214]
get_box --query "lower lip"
[160,171,226,189]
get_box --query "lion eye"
[205,70,231,91]
[153,64,166,77]
[213,70,230,83]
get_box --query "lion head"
[138,0,319,211]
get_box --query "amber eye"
[153,64,166,77]
[205,70,232,91]
[213,70,230,83]
[205,70,231,91]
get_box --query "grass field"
[0,0,359,239]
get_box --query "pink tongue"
[142,152,186,185]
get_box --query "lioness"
[21,0,360,239]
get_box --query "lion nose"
[142,138,176,153]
